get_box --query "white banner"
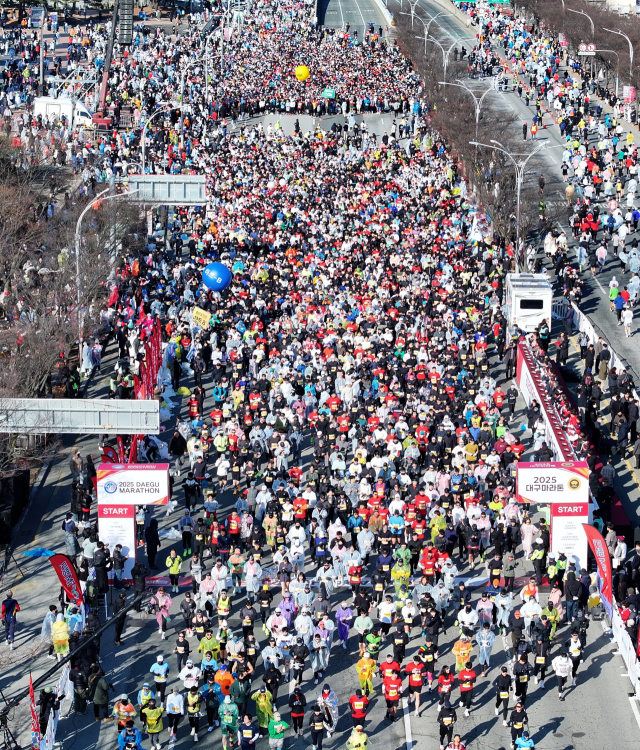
[97,463,169,505]
[550,502,589,571]
[516,461,590,504]
[98,504,136,582]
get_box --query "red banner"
[49,554,84,606]
[117,436,125,463]
[583,524,613,617]
[145,342,154,381]
[30,675,40,750]
[129,435,138,464]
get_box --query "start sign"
[516,461,589,505]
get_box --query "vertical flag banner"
[583,523,613,617]
[30,674,40,750]
[49,554,84,606]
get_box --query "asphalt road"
[4,331,636,750]
[317,0,388,38]
[3,7,639,747]
[388,0,640,385]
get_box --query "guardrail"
[568,300,640,387]
[612,602,640,696]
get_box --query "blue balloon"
[202,262,232,292]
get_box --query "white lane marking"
[350,0,368,39]
[402,696,413,750]
[337,0,346,29]
[629,697,640,730]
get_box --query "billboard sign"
[97,463,170,505]
[516,461,589,504]
[98,504,136,582]
[550,502,588,571]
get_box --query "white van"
[33,96,94,129]
[505,273,553,333]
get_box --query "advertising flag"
[30,675,40,750]
[49,554,84,606]
[583,523,613,617]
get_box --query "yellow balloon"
[295,65,310,82]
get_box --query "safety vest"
[187,693,201,714]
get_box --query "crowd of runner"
[2,0,633,749]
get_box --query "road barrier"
[611,602,640,696]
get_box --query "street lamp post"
[603,28,633,81]
[567,8,594,36]
[141,105,168,173]
[179,60,200,148]
[407,0,420,28]
[203,29,219,100]
[439,79,496,142]
[412,12,454,54]
[75,188,139,353]
[427,36,463,81]
[597,48,620,98]
[469,138,549,271]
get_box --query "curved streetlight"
[469,138,549,270]
[603,28,633,80]
[567,8,594,36]
[597,48,620,97]
[141,104,169,173]
[427,36,463,81]
[179,59,202,147]
[414,12,455,54]
[439,79,497,141]
[75,188,140,350]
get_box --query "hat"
[157,655,164,662]
[117,694,128,702]
[143,683,150,688]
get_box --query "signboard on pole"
[322,88,336,99]
[550,502,589,571]
[97,463,170,505]
[578,43,596,56]
[558,32,567,48]
[97,464,169,582]
[98,505,136,583]
[624,85,636,103]
[516,461,589,504]
[192,307,212,328]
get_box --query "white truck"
[33,96,94,129]
[505,273,553,333]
